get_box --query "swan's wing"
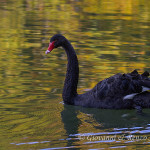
[123,86,150,100]
[95,70,150,100]
[123,70,150,100]
[123,93,139,100]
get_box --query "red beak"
[45,41,55,54]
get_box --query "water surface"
[0,0,150,149]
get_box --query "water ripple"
[10,141,50,145]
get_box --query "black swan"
[45,34,150,111]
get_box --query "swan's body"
[46,34,150,111]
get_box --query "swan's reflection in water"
[61,105,150,148]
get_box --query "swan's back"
[74,70,150,109]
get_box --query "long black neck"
[62,40,79,104]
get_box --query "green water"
[0,0,150,149]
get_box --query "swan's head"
[45,34,66,54]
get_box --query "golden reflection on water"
[0,0,150,149]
